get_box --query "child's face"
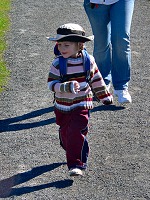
[57,41,79,58]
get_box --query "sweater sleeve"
[89,55,113,104]
[47,58,79,94]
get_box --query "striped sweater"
[48,53,112,112]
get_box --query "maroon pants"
[54,108,90,170]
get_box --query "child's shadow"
[0,106,55,133]
[0,162,73,198]
[0,105,125,133]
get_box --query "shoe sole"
[69,172,83,176]
[69,171,83,176]
[118,100,132,104]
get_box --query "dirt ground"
[0,0,150,199]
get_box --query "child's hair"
[78,43,84,51]
[54,42,60,56]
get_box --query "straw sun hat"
[47,23,94,43]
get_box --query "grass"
[0,0,11,92]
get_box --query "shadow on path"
[0,105,125,133]
[0,107,55,133]
[0,162,73,198]
[91,104,125,112]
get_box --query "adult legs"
[84,0,135,103]
[110,0,135,90]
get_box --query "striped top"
[48,53,112,112]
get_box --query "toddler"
[47,23,113,176]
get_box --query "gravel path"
[0,0,150,199]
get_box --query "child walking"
[47,23,113,176]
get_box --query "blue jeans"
[84,0,135,90]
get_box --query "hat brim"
[47,34,94,42]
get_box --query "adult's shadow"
[0,106,55,133]
[0,162,73,198]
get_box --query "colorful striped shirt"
[48,53,112,112]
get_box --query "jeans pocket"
[84,0,91,8]
[84,1,97,10]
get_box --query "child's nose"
[62,46,66,51]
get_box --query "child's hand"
[102,94,113,105]
[73,81,80,93]
[60,81,80,94]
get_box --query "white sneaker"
[114,89,132,103]
[69,168,83,176]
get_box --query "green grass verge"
[0,0,11,92]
